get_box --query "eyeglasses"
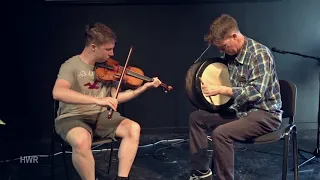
[216,38,232,51]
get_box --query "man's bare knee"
[66,127,92,152]
[128,121,141,139]
[116,119,141,139]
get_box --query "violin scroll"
[160,83,173,93]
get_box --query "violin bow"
[108,46,134,120]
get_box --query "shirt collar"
[234,37,248,64]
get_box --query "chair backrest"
[279,80,297,119]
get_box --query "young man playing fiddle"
[53,22,162,180]
[188,14,283,180]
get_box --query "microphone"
[271,47,287,54]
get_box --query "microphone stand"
[272,47,320,169]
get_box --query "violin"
[94,46,173,119]
[94,59,173,92]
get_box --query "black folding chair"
[209,79,298,180]
[50,100,115,180]
[249,79,299,180]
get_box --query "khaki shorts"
[55,110,126,142]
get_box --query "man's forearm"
[220,86,234,97]
[116,85,148,103]
[53,87,97,104]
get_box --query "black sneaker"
[189,169,212,180]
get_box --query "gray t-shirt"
[55,55,113,121]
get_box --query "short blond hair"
[204,14,239,44]
[84,23,116,46]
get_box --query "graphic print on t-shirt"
[77,69,105,98]
[84,80,100,89]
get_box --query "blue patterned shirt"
[224,37,283,120]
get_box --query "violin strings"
[117,66,169,89]
[128,70,168,88]
[119,67,153,82]
[128,71,151,81]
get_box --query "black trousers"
[189,109,281,180]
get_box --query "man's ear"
[231,33,237,40]
[90,44,97,52]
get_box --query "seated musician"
[188,14,283,180]
[52,22,162,180]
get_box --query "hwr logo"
[20,156,38,163]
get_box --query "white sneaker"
[189,169,212,180]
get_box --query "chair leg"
[292,127,298,180]
[107,142,113,174]
[61,144,70,180]
[282,135,290,180]
[210,159,214,173]
[51,134,55,180]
